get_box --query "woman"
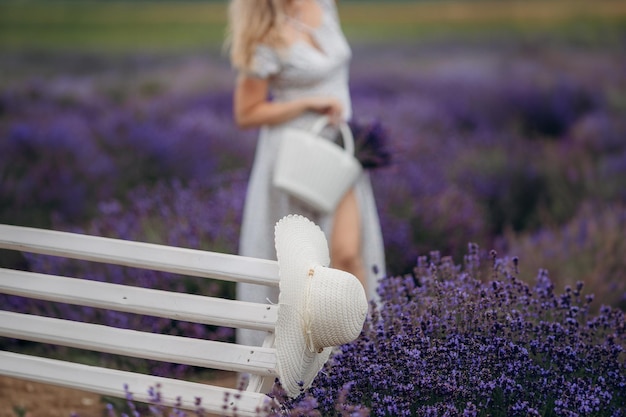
[225,0,385,346]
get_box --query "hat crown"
[307,267,368,351]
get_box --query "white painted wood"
[0,223,283,408]
[0,224,279,287]
[247,333,278,394]
[0,351,269,417]
[0,268,277,331]
[0,311,278,376]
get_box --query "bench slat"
[0,224,279,286]
[0,351,268,417]
[0,268,277,331]
[0,311,277,376]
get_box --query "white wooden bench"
[0,223,281,416]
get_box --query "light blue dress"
[237,0,386,346]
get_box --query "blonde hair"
[225,0,290,71]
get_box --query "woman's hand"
[234,74,344,128]
[304,96,344,125]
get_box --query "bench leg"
[245,332,276,394]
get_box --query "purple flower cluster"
[0,73,255,228]
[104,383,189,417]
[502,202,626,311]
[348,42,626,278]
[349,118,392,170]
[289,247,626,416]
[2,42,626,299]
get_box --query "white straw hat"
[274,214,368,397]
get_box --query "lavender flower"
[281,248,626,416]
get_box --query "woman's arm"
[234,74,343,129]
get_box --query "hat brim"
[274,215,332,397]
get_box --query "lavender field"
[3,38,625,301]
[1,2,626,414]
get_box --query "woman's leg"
[331,189,366,291]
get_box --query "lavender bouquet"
[348,119,392,170]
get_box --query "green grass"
[0,0,625,51]
[0,1,227,51]
[341,0,626,45]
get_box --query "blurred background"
[2,0,626,303]
[0,0,625,402]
